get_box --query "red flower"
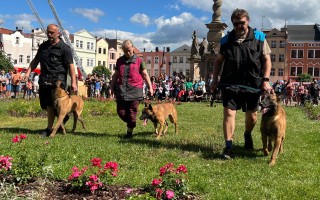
[155,188,163,199]
[90,158,102,168]
[159,163,175,176]
[12,136,20,143]
[176,164,188,174]
[0,155,13,171]
[166,190,175,199]
[152,178,162,187]
[19,134,27,139]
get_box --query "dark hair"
[231,9,250,22]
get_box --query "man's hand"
[72,83,78,92]
[261,81,272,92]
[149,88,154,97]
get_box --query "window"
[87,42,90,50]
[90,59,94,66]
[271,54,276,62]
[154,69,159,77]
[15,37,19,44]
[185,69,190,76]
[291,50,303,58]
[98,61,101,66]
[27,56,30,63]
[290,66,302,76]
[279,54,285,62]
[271,41,276,48]
[103,61,106,66]
[278,68,284,76]
[110,53,115,60]
[279,41,285,48]
[98,48,102,54]
[179,57,183,63]
[79,58,83,66]
[87,59,90,67]
[80,41,83,49]
[308,67,320,76]
[308,50,320,58]
[109,64,112,70]
[14,59,17,64]
[173,56,177,63]
[270,68,275,76]
[103,48,106,54]
[147,59,151,64]
[7,54,11,61]
[91,42,94,50]
[19,55,23,63]
[155,57,159,64]
[76,40,79,48]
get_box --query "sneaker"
[41,128,52,137]
[221,148,234,160]
[244,133,254,150]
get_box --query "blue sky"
[1,0,320,51]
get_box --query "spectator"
[33,73,39,98]
[285,78,295,106]
[0,69,7,99]
[11,68,21,98]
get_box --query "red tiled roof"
[0,28,14,34]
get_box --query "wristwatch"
[262,77,270,82]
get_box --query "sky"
[0,0,320,52]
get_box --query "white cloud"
[167,3,180,11]
[72,8,104,23]
[130,13,150,27]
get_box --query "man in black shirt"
[25,24,78,137]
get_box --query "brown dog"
[139,103,178,139]
[260,92,286,166]
[49,80,85,137]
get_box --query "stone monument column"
[206,0,227,51]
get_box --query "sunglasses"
[233,21,246,26]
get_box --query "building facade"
[264,28,288,83]
[95,37,108,68]
[141,47,171,78]
[170,44,191,78]
[286,24,320,81]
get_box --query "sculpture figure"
[212,0,223,23]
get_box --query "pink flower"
[12,135,20,143]
[125,188,133,194]
[166,190,175,199]
[90,158,102,168]
[176,164,188,174]
[155,188,163,199]
[89,174,99,182]
[0,155,13,171]
[19,134,27,139]
[152,178,162,187]
[68,166,87,180]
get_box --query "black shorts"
[39,85,54,110]
[222,89,260,112]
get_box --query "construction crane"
[47,0,87,80]
[26,0,87,80]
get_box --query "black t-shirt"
[35,40,73,85]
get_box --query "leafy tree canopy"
[0,50,14,72]
[91,65,111,78]
[297,73,312,82]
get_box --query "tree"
[0,50,14,71]
[297,73,312,82]
[91,65,111,78]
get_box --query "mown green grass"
[0,99,320,199]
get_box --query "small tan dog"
[139,102,178,139]
[49,80,85,137]
[260,92,286,166]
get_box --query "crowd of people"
[0,68,39,100]
[84,71,210,103]
[272,78,320,106]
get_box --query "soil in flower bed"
[1,175,200,200]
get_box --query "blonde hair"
[121,40,134,49]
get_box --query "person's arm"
[141,69,154,97]
[261,53,272,91]
[69,63,77,92]
[24,58,39,81]
[109,70,119,98]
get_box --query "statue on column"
[212,0,223,23]
[199,38,208,57]
[191,30,199,57]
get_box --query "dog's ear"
[145,102,148,107]
[148,104,153,110]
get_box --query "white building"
[71,29,96,75]
[170,44,191,77]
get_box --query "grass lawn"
[0,99,320,199]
